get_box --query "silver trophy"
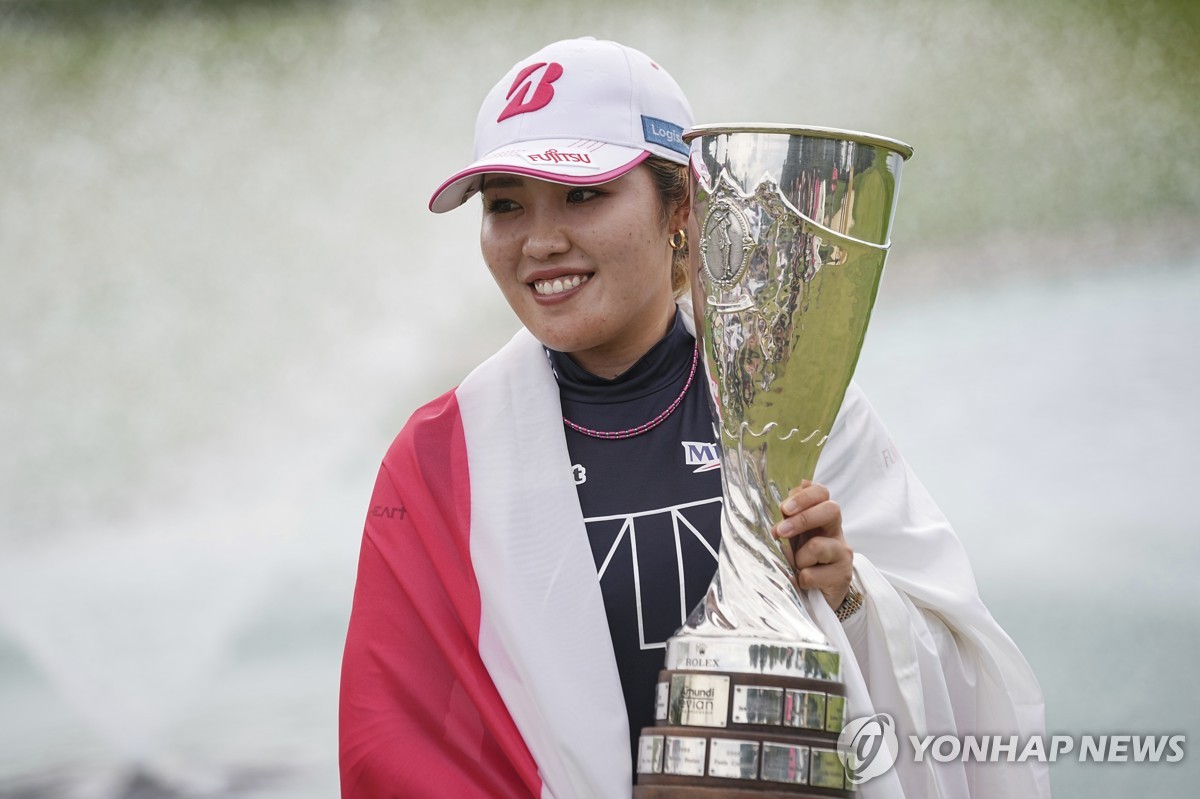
[634,125,912,797]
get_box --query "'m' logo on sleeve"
[682,441,721,473]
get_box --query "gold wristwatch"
[835,582,864,622]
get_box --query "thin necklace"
[562,344,699,440]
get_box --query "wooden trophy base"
[634,668,854,796]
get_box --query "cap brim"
[429,139,649,213]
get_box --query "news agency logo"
[837,713,899,785]
[910,733,1186,764]
[836,711,1188,785]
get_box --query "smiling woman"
[337,35,1046,799]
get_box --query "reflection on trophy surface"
[634,125,911,797]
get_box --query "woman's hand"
[772,480,853,610]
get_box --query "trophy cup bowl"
[634,125,912,797]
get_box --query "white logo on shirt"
[586,497,723,650]
[571,463,587,485]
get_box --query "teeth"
[534,274,588,296]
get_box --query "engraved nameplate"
[810,747,847,789]
[668,673,730,728]
[784,689,827,730]
[663,735,708,777]
[637,735,664,775]
[825,694,847,733]
[655,681,668,722]
[732,685,784,725]
[708,738,760,779]
[761,741,809,784]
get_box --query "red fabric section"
[339,390,542,798]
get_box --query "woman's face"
[479,165,685,378]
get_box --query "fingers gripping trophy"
[634,125,912,797]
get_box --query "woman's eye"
[483,196,518,213]
[566,188,600,204]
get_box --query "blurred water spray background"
[1,0,1197,796]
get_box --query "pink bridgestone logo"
[497,61,563,122]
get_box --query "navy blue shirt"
[548,311,723,761]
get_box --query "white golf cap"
[429,37,694,213]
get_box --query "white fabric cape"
[455,323,1050,799]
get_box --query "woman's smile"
[530,271,591,298]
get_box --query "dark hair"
[644,156,691,296]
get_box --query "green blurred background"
[1,1,1197,797]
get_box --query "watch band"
[835,584,864,622]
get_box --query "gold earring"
[669,229,687,251]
